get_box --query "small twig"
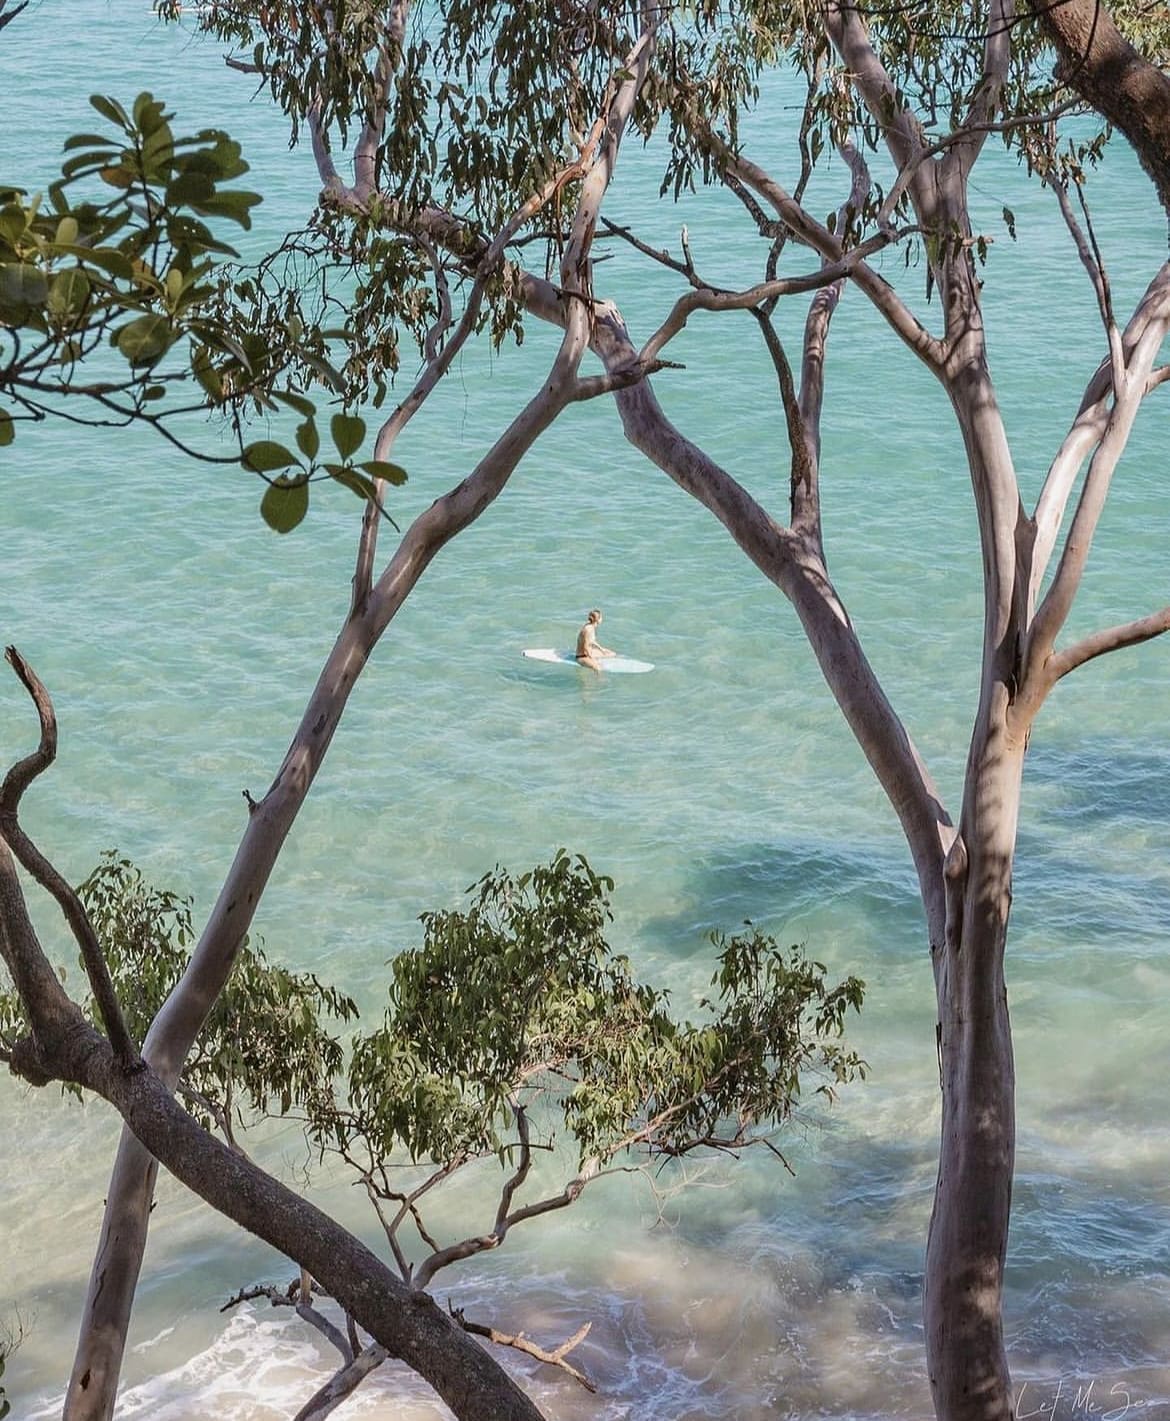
[176,1082,247,1155]
[762,1138,797,1177]
[453,1309,596,1393]
[221,1278,353,1363]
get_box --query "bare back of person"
[575,608,615,671]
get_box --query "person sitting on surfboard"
[576,608,616,671]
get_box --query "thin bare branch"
[294,1344,389,1421]
[1047,606,1170,682]
[0,648,139,1069]
[455,1312,596,1393]
[0,835,86,1073]
[725,147,945,373]
[1048,174,1123,382]
[221,1279,354,1363]
[176,1083,246,1155]
[494,1104,534,1233]
[634,244,893,370]
[0,0,29,33]
[953,0,1015,174]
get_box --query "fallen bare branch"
[454,1310,596,1393]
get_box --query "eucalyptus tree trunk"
[925,711,1024,1421]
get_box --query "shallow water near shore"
[3,5,1170,1419]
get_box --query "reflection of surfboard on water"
[522,649,655,674]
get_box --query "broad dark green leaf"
[62,132,120,152]
[359,459,408,486]
[327,465,378,502]
[47,267,91,318]
[55,244,134,281]
[260,474,310,533]
[295,418,319,461]
[0,263,49,313]
[192,346,224,402]
[331,412,365,460]
[132,92,169,137]
[189,189,261,229]
[166,170,216,207]
[272,389,315,417]
[113,313,174,365]
[0,410,14,447]
[0,207,25,247]
[242,440,301,474]
[88,94,130,129]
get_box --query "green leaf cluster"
[1,850,865,1203]
[244,402,407,534]
[0,92,266,440]
[0,855,359,1135]
[78,855,356,1130]
[173,2,818,349]
[317,851,865,1172]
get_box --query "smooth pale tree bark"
[503,2,1168,1413]
[61,13,659,1417]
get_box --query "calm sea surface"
[3,5,1170,1418]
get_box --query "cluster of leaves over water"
[0,850,864,1210]
[163,2,832,342]
[160,0,1130,341]
[0,93,262,437]
[0,855,357,1138]
[319,850,866,1173]
[0,92,408,532]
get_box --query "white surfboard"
[522,648,654,674]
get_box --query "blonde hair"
[587,608,602,622]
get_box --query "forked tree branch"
[0,649,139,1069]
[294,1343,388,1421]
[455,1314,596,1394]
[1026,262,1170,675]
[722,146,946,373]
[874,96,1079,231]
[822,0,928,175]
[953,0,1015,174]
[348,11,659,605]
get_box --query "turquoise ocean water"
[3,5,1170,1418]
